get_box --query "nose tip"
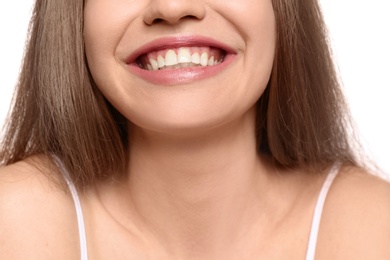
[144,0,206,25]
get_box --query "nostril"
[153,18,164,24]
[150,15,199,25]
[143,2,206,26]
[181,15,199,21]
[183,15,198,19]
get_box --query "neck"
[106,109,280,257]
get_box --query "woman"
[1,0,389,259]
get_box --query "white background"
[0,1,389,179]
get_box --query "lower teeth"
[160,63,202,70]
[144,61,223,71]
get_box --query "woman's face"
[84,0,276,135]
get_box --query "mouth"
[125,36,237,85]
[136,46,226,71]
[127,36,235,71]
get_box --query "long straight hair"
[1,0,357,188]
[257,0,356,169]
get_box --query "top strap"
[53,156,89,260]
[305,162,341,260]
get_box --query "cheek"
[84,4,116,80]
[213,0,276,37]
[248,4,276,89]
[83,1,143,75]
[235,11,276,105]
[84,3,131,107]
[242,1,276,59]
[214,0,276,80]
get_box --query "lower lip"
[127,54,236,86]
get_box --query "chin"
[127,106,253,138]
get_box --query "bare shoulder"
[317,165,390,259]
[0,156,80,259]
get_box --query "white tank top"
[55,157,340,260]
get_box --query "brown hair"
[257,0,357,169]
[0,0,357,188]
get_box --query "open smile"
[137,46,226,71]
[126,36,236,85]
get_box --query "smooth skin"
[1,0,390,259]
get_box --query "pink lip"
[125,36,237,85]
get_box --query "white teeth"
[178,48,191,63]
[157,55,165,68]
[150,58,159,70]
[191,52,200,64]
[200,52,209,66]
[144,47,223,70]
[208,56,214,66]
[165,50,178,66]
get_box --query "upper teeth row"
[146,48,221,71]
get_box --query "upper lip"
[125,35,237,64]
